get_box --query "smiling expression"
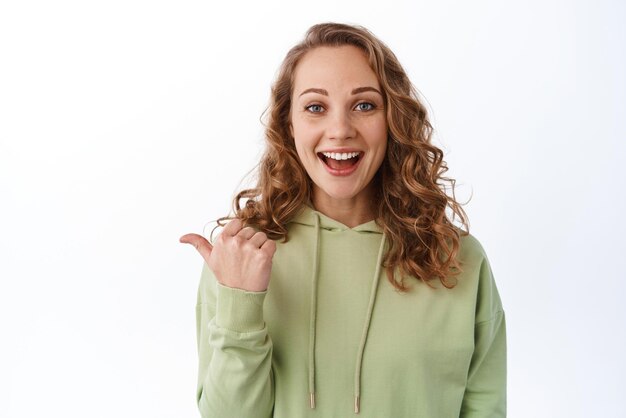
[290,45,388,209]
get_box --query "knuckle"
[261,246,275,258]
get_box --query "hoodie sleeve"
[195,262,275,417]
[460,253,507,418]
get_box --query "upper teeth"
[322,151,360,160]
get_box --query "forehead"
[292,45,380,94]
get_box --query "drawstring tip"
[309,392,316,409]
[354,395,360,414]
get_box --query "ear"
[289,122,294,139]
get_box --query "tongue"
[326,157,357,170]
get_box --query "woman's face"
[289,45,388,208]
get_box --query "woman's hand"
[179,219,276,292]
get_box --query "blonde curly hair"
[220,22,470,292]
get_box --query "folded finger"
[222,218,243,237]
[248,231,269,248]
[237,226,256,240]
[261,239,276,256]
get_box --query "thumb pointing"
[179,233,213,263]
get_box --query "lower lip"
[319,155,362,176]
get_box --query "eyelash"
[304,102,376,113]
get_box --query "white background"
[1,0,624,417]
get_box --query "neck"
[311,187,376,228]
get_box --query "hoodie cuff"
[215,283,267,333]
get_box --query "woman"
[180,22,506,417]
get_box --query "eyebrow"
[298,86,382,97]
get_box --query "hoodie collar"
[290,204,383,234]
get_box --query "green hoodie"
[195,205,506,417]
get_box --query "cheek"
[370,125,388,170]
[293,138,316,167]
[369,121,388,153]
[292,122,319,152]
[292,118,311,137]
[376,118,388,139]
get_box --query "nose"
[326,109,356,141]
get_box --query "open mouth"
[317,151,362,170]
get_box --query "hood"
[289,203,387,414]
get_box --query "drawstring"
[353,234,386,413]
[307,210,387,414]
[308,212,321,409]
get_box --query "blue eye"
[356,102,375,111]
[306,104,324,113]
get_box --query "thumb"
[179,233,213,263]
